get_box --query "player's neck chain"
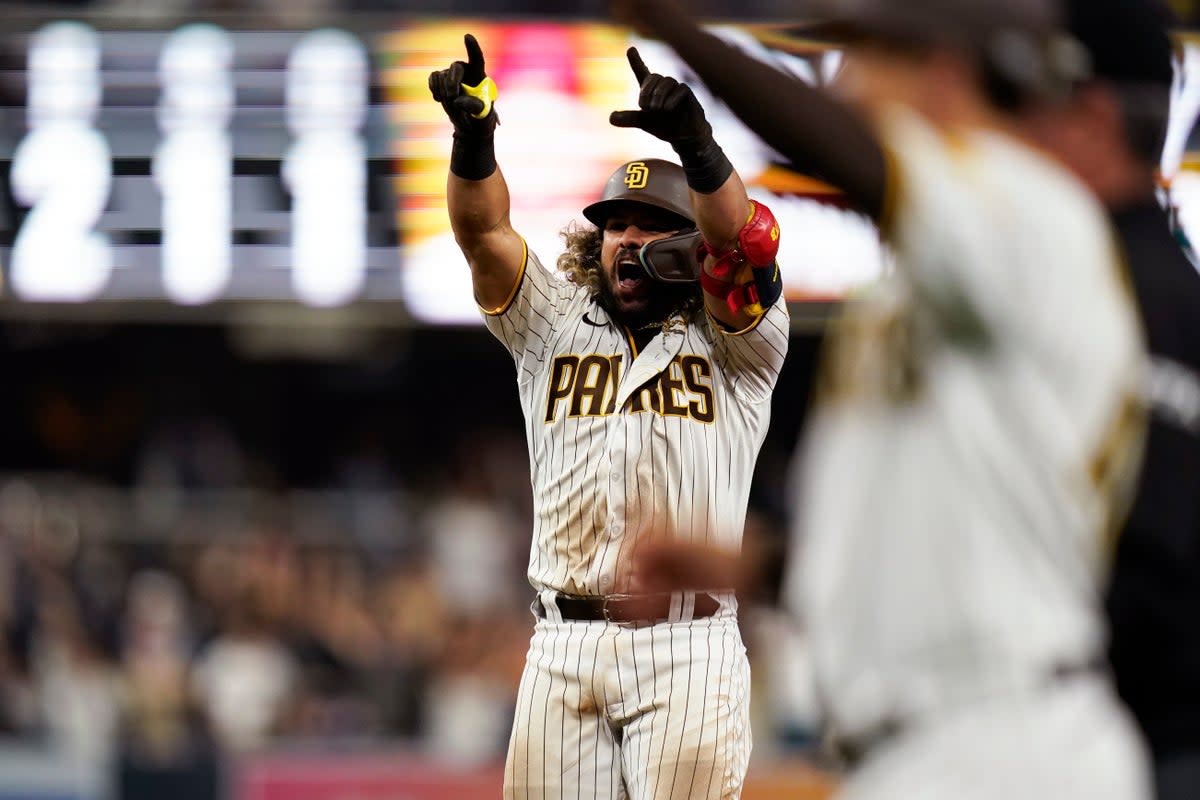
[634,310,688,333]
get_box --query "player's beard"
[598,250,698,330]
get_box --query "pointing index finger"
[464,33,485,73]
[626,46,651,84]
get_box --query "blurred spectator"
[0,526,38,737]
[283,546,384,740]
[423,613,527,767]
[413,438,530,764]
[423,455,522,621]
[0,644,37,736]
[369,556,445,738]
[117,570,218,800]
[31,582,122,793]
[190,583,299,753]
[136,416,248,491]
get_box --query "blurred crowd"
[0,393,817,798]
[0,421,540,795]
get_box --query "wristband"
[674,137,733,194]
[450,132,497,181]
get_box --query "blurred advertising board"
[236,752,836,800]
[238,753,502,800]
[0,745,100,800]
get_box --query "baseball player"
[622,1,1155,797]
[428,35,789,799]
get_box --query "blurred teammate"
[1048,4,1200,798]
[428,35,788,798]
[622,0,1155,797]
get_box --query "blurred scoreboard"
[0,22,399,309]
[0,17,889,323]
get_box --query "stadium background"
[0,1,1197,798]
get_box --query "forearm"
[447,167,524,307]
[690,170,750,254]
[644,6,888,218]
[448,168,512,249]
[692,172,761,330]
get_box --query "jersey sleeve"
[481,244,578,380]
[708,299,791,403]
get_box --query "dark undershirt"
[629,323,658,354]
[1107,200,1200,758]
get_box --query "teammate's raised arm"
[428,34,525,311]
[611,47,782,331]
[611,0,888,219]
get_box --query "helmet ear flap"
[638,230,704,283]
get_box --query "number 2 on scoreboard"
[11,22,113,302]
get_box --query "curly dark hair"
[556,223,605,298]
[556,223,702,330]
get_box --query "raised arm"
[610,48,780,330]
[428,34,526,311]
[613,0,888,220]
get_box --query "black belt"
[830,658,1106,768]
[534,591,722,626]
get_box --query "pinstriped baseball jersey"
[788,108,1147,765]
[482,243,789,597]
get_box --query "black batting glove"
[609,47,731,193]
[610,47,711,148]
[428,33,498,135]
[428,34,499,179]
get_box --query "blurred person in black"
[1031,3,1200,796]
[1060,4,1200,798]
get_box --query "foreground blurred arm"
[614,0,887,219]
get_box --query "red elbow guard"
[738,200,780,266]
[700,200,783,317]
[700,200,781,275]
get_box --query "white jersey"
[484,242,790,596]
[788,109,1146,743]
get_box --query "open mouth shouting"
[616,254,645,293]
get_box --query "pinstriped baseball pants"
[503,591,752,799]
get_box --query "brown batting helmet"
[582,158,695,229]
